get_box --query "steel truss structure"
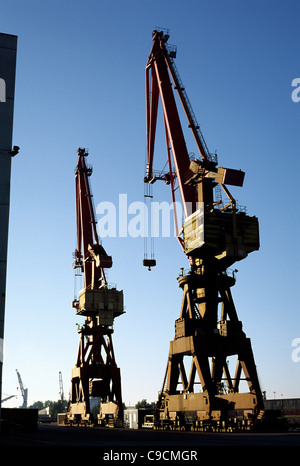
[66,149,124,427]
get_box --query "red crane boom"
[73,148,112,292]
[145,30,248,240]
[145,30,197,217]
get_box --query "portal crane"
[144,29,264,431]
[59,371,64,401]
[16,369,28,409]
[65,148,124,427]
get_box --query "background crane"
[16,369,28,409]
[59,371,64,401]
[1,394,16,404]
[144,29,264,431]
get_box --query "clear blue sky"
[1,0,299,408]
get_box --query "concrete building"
[124,407,152,429]
[0,32,18,417]
[265,398,300,427]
